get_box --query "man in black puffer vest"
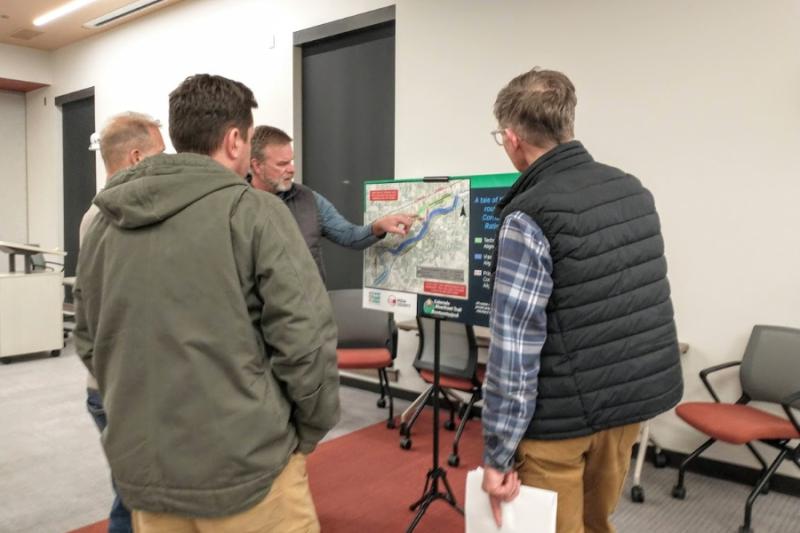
[480,68,683,533]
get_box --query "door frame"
[55,86,95,284]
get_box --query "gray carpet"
[0,344,410,533]
[0,343,797,533]
[616,458,799,532]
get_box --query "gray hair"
[98,111,161,171]
[494,67,577,147]
[250,125,292,163]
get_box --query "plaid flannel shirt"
[482,210,553,471]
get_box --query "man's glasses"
[490,129,506,146]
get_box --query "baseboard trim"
[644,446,800,497]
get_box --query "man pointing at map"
[249,125,414,282]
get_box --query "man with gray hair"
[480,68,683,532]
[248,125,415,282]
[80,111,164,533]
[80,112,165,239]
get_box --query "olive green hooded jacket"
[73,153,339,517]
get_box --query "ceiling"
[0,0,182,51]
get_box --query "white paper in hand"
[465,467,557,533]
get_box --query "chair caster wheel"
[448,454,460,467]
[386,418,396,429]
[376,398,387,408]
[671,485,686,499]
[400,437,412,450]
[50,350,61,357]
[630,485,644,503]
[653,451,668,468]
[738,527,753,533]
[443,419,456,431]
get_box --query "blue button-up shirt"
[482,210,553,471]
[312,191,381,250]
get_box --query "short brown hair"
[250,125,292,163]
[494,67,576,147]
[99,112,160,172]
[168,74,257,155]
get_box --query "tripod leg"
[409,470,434,510]
[439,470,465,514]
[406,493,436,533]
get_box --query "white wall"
[0,42,52,84]
[397,0,800,475]
[0,89,28,258]
[0,43,55,265]
[20,0,391,253]
[25,86,62,253]
[16,0,800,476]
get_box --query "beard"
[275,177,294,192]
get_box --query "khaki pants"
[132,453,319,533]
[516,423,640,533]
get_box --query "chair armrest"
[699,361,741,403]
[782,389,800,407]
[781,390,800,435]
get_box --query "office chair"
[30,253,48,272]
[329,289,398,429]
[671,325,800,533]
[29,250,63,273]
[399,317,484,467]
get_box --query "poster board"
[362,172,517,327]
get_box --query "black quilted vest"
[281,183,326,281]
[495,141,683,440]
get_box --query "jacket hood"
[95,153,247,229]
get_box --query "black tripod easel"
[406,317,464,532]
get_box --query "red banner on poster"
[369,189,399,201]
[423,281,467,297]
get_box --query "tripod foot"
[406,467,463,532]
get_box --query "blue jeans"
[87,388,133,533]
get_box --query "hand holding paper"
[481,466,521,527]
[466,467,557,533]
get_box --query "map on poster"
[362,173,518,327]
[364,178,471,299]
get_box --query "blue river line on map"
[372,194,462,286]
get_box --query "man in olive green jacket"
[74,74,339,532]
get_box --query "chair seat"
[419,364,486,392]
[676,402,800,444]
[337,348,392,369]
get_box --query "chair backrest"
[413,316,478,381]
[328,289,396,356]
[740,325,800,406]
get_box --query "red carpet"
[70,408,482,532]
